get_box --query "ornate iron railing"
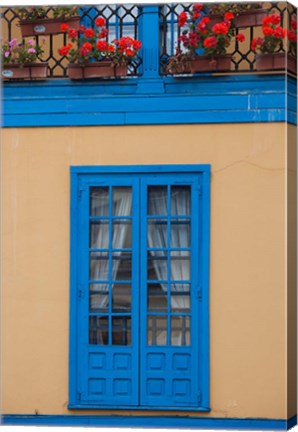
[1,5,143,77]
[159,2,297,75]
[1,3,297,78]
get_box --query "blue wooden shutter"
[139,174,201,408]
[76,175,139,407]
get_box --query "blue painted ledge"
[1,414,297,429]
[1,74,297,127]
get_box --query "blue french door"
[74,170,205,409]
[139,176,200,407]
[77,176,140,406]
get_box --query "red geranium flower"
[212,22,229,35]
[224,12,235,21]
[262,16,272,26]
[273,26,286,38]
[95,17,106,27]
[96,40,108,51]
[108,45,115,52]
[291,18,297,30]
[193,13,201,20]
[60,23,69,32]
[132,40,142,50]
[193,3,203,12]
[270,14,281,25]
[178,11,188,27]
[85,28,95,38]
[203,36,218,48]
[262,26,273,36]
[288,29,297,42]
[58,45,70,56]
[82,42,92,52]
[236,33,245,42]
[98,28,109,38]
[251,37,263,51]
[68,28,78,38]
[125,48,135,57]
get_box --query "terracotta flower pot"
[19,16,80,37]
[1,62,48,80]
[167,61,192,75]
[67,61,128,79]
[190,55,232,73]
[234,9,267,28]
[256,52,297,74]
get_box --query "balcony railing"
[1,3,297,79]
[159,2,296,74]
[1,5,143,77]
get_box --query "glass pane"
[170,251,190,281]
[89,316,109,345]
[171,316,190,346]
[112,284,131,312]
[171,186,191,216]
[112,252,132,280]
[147,316,167,346]
[112,317,131,345]
[90,252,109,280]
[170,219,190,249]
[89,284,109,312]
[112,219,132,249]
[148,219,167,248]
[147,283,167,312]
[90,187,109,217]
[148,186,168,215]
[90,220,109,249]
[112,187,132,216]
[170,283,190,312]
[147,251,167,280]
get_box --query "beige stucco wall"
[0,123,292,419]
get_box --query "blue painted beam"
[1,414,297,430]
[1,74,296,127]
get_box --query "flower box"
[1,62,48,80]
[189,55,232,73]
[234,9,267,28]
[167,61,192,75]
[256,52,297,74]
[67,61,128,79]
[19,16,80,37]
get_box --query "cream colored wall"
[287,124,297,419]
[1,123,289,418]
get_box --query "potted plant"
[252,14,295,74]
[58,18,142,79]
[173,9,245,74]
[287,17,297,74]
[208,2,267,28]
[17,6,80,37]
[167,48,192,74]
[1,37,48,80]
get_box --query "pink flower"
[8,38,17,48]
[4,51,10,57]
[27,48,36,54]
[28,39,35,46]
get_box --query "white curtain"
[90,188,132,344]
[148,186,190,346]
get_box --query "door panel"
[77,178,139,406]
[140,176,200,407]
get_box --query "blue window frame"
[69,165,210,411]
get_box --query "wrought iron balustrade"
[159,2,296,75]
[1,5,143,77]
